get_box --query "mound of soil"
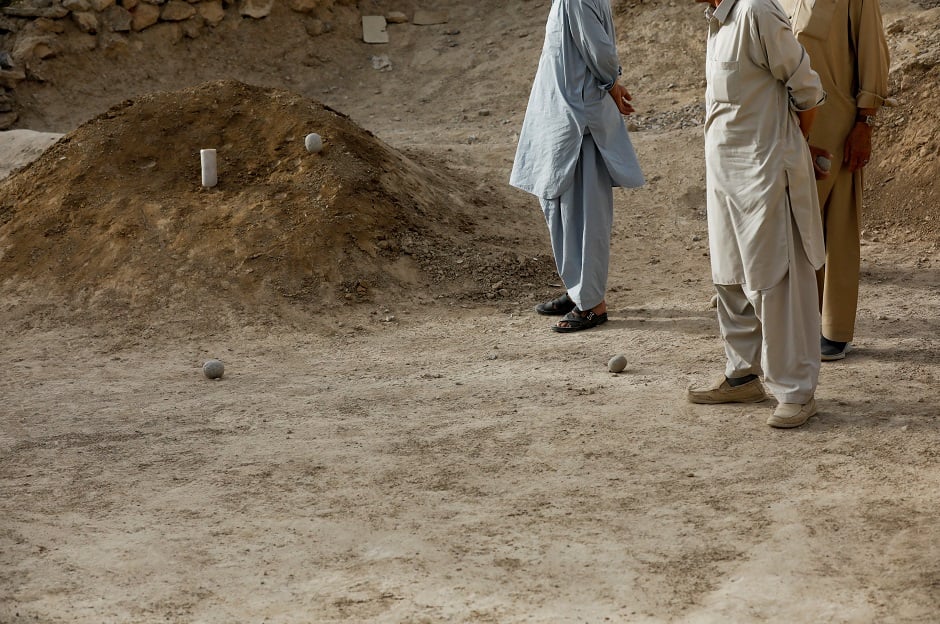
[0,80,553,329]
[866,8,940,240]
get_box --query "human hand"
[844,122,873,172]
[608,82,635,115]
[809,144,833,180]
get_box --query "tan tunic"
[781,0,890,161]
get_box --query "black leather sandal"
[551,309,608,333]
[534,293,576,316]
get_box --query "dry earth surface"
[1,1,939,622]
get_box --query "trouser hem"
[822,326,854,343]
[773,392,815,404]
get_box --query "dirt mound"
[866,7,940,241]
[0,80,553,329]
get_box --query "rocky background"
[0,0,354,129]
[1,0,937,241]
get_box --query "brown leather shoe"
[687,375,767,404]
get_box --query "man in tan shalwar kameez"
[781,0,890,361]
[687,0,827,428]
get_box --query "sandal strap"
[560,309,584,322]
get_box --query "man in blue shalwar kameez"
[510,0,645,333]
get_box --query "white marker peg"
[201,149,217,188]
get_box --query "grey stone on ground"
[362,15,388,43]
[608,354,628,374]
[203,359,225,379]
[239,0,272,19]
[371,54,391,71]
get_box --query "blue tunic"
[510,0,645,200]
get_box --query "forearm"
[797,107,818,138]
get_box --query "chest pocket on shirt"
[792,0,838,40]
[710,61,739,103]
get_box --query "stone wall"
[0,0,356,129]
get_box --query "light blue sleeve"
[564,0,621,91]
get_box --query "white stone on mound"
[304,133,323,153]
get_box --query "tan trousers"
[816,165,863,343]
[716,216,821,404]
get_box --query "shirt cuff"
[790,91,827,113]
[601,66,623,92]
[856,90,887,109]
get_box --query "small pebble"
[608,354,628,373]
[203,359,225,380]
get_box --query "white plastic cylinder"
[200,149,217,188]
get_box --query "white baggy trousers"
[538,133,614,312]
[716,213,821,404]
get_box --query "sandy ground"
[2,0,940,622]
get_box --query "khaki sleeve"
[753,0,826,111]
[851,0,890,109]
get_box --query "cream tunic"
[704,0,826,291]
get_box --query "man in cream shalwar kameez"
[511,0,644,333]
[687,0,828,428]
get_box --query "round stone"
[608,354,628,374]
[203,359,225,379]
[304,133,323,153]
